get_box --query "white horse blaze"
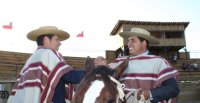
[83,80,104,103]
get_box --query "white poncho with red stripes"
[109,55,179,103]
[8,48,73,103]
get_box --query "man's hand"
[137,89,143,100]
[94,56,108,67]
[142,90,150,100]
[137,89,150,100]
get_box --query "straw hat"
[119,27,159,44]
[27,26,70,41]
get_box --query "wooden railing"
[0,72,16,82]
[156,38,186,46]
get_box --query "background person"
[182,62,190,71]
[191,61,199,71]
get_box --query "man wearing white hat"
[8,26,86,103]
[96,28,180,103]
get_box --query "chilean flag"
[2,22,13,29]
[76,31,84,37]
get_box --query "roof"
[110,20,190,35]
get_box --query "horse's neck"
[83,80,105,103]
[73,79,93,103]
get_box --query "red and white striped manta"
[8,47,73,103]
[109,55,179,103]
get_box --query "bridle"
[108,76,125,103]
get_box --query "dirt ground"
[177,87,200,103]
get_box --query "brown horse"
[73,56,129,103]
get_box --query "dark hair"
[36,34,55,46]
[138,37,149,49]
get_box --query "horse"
[72,56,129,103]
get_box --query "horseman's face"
[127,36,147,56]
[44,35,61,51]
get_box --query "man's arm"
[150,77,180,103]
[61,69,86,84]
[52,70,85,103]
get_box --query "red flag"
[2,22,12,29]
[76,31,84,37]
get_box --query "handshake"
[94,56,108,67]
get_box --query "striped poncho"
[8,47,73,103]
[109,55,179,103]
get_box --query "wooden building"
[107,20,189,61]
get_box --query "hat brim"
[27,29,70,41]
[119,32,160,45]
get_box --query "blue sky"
[0,0,199,58]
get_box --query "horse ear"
[84,56,95,75]
[113,56,129,79]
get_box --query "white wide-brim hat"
[27,26,70,41]
[119,27,160,44]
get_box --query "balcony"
[155,38,186,46]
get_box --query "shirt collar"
[137,50,149,56]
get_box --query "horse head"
[73,56,129,103]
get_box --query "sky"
[0,0,200,58]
